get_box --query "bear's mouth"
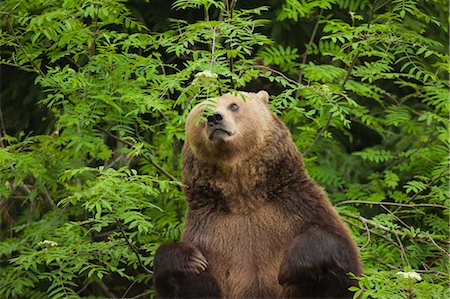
[209,128,232,140]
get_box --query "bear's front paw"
[154,242,208,276]
[278,257,316,286]
[278,227,354,287]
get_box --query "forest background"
[0,0,449,298]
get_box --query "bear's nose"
[206,112,224,126]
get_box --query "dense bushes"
[0,0,448,298]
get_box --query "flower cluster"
[396,271,422,281]
[194,70,218,79]
[37,240,59,248]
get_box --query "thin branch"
[341,0,379,90]
[425,233,450,258]
[380,204,410,229]
[0,96,7,148]
[41,188,56,209]
[204,5,210,22]
[95,125,178,182]
[337,200,448,210]
[395,233,410,266]
[0,61,35,71]
[300,0,372,157]
[6,14,45,77]
[130,291,153,299]
[409,172,447,202]
[386,133,438,169]
[342,217,401,250]
[121,279,138,299]
[343,215,450,274]
[360,218,372,250]
[97,281,117,298]
[341,212,450,249]
[303,111,333,156]
[104,153,126,169]
[253,65,301,86]
[341,49,360,89]
[76,282,90,295]
[297,8,323,86]
[372,256,403,271]
[114,217,153,275]
[229,0,238,13]
[225,0,237,88]
[371,256,447,276]
[415,269,447,276]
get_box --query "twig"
[6,14,45,77]
[395,233,410,266]
[409,172,447,202]
[341,49,359,89]
[130,291,153,299]
[76,282,90,295]
[386,133,438,169]
[343,215,450,274]
[121,279,138,299]
[341,0,380,90]
[253,65,301,86]
[341,212,450,249]
[299,0,372,157]
[0,96,7,148]
[337,200,448,209]
[303,111,333,156]
[342,217,401,250]
[371,256,447,276]
[95,125,178,182]
[380,204,410,229]
[0,61,35,71]
[229,0,238,14]
[97,281,117,298]
[42,188,56,209]
[104,153,126,169]
[114,217,153,275]
[360,218,372,250]
[415,269,447,276]
[425,233,450,258]
[297,8,323,86]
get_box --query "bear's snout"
[206,112,224,126]
[204,111,235,141]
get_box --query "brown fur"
[161,91,362,298]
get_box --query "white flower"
[195,70,218,79]
[37,240,59,248]
[321,84,330,92]
[396,271,422,281]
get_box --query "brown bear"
[154,90,362,298]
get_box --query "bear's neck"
[182,131,308,213]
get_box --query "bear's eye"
[229,103,239,112]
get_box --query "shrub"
[0,0,448,297]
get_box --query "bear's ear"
[256,90,269,105]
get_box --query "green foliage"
[0,0,448,298]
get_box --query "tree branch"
[297,8,323,86]
[340,212,450,250]
[6,13,46,77]
[341,217,402,250]
[97,281,117,298]
[254,65,301,86]
[95,125,178,182]
[114,217,153,275]
[121,280,138,299]
[303,111,333,156]
[337,200,448,209]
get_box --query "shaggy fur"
[154,91,362,298]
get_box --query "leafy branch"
[94,125,178,182]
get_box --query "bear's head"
[185,90,276,163]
